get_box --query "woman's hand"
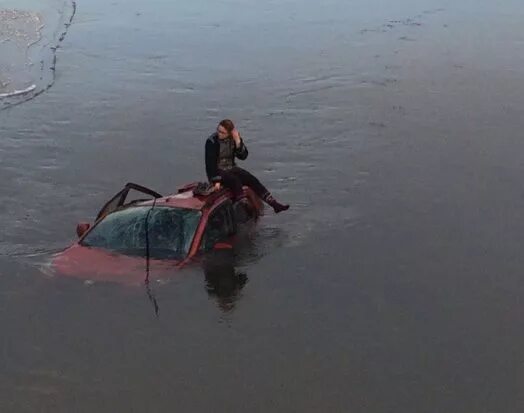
[214,182,222,191]
[231,128,241,146]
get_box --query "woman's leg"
[231,167,289,213]
[230,167,269,199]
[219,170,243,201]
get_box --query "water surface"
[1,0,524,411]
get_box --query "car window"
[201,202,235,251]
[82,206,201,259]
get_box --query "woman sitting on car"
[205,119,289,213]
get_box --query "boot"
[264,194,289,214]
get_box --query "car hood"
[51,244,182,286]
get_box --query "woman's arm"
[232,128,249,160]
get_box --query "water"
[1,0,524,411]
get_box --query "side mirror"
[213,242,233,250]
[76,222,91,238]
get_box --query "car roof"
[133,182,227,211]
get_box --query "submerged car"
[51,182,263,285]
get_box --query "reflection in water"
[201,222,289,311]
[201,221,285,312]
[203,250,248,313]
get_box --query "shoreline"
[0,0,76,110]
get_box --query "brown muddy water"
[1,0,524,411]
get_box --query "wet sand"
[1,0,524,411]
[0,0,75,105]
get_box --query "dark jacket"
[205,133,249,182]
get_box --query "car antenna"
[144,197,160,318]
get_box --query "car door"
[200,200,236,252]
[233,200,255,224]
[95,182,162,221]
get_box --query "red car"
[51,182,264,285]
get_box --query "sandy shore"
[0,0,75,106]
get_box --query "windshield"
[81,206,201,259]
